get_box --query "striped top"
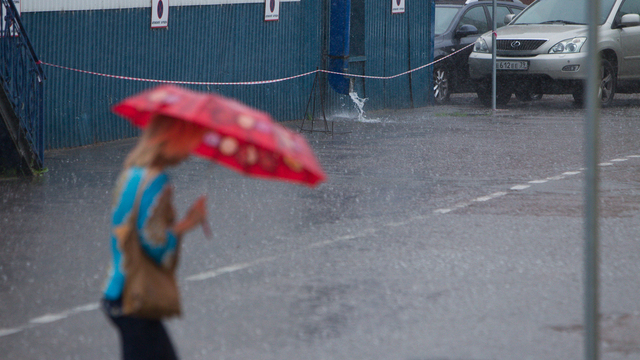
[103,167,179,301]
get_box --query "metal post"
[491,0,497,110]
[584,0,601,359]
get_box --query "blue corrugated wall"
[362,1,433,110]
[324,0,434,116]
[20,1,433,150]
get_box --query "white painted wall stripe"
[22,0,299,13]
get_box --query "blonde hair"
[123,115,203,169]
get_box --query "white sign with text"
[392,0,405,14]
[264,0,279,21]
[151,0,169,28]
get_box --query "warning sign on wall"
[264,0,280,21]
[392,0,405,14]
[152,0,169,28]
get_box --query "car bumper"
[468,52,588,81]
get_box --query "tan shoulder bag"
[114,173,181,319]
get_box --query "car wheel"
[573,88,584,106]
[496,88,512,107]
[476,80,511,107]
[573,59,616,107]
[476,80,492,107]
[515,90,543,102]
[531,92,543,101]
[433,65,451,104]
[599,58,616,107]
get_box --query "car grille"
[496,39,547,51]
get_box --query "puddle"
[548,313,640,354]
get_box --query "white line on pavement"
[1,230,378,337]
[433,152,640,215]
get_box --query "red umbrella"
[112,85,326,187]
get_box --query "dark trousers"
[103,299,178,360]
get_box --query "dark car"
[433,0,526,104]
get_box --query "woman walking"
[102,114,209,360]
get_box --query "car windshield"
[513,0,617,25]
[435,6,462,35]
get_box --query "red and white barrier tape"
[40,61,318,85]
[40,43,475,85]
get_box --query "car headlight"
[549,37,586,54]
[474,37,489,53]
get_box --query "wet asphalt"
[2,94,640,359]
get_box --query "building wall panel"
[361,2,433,111]
[17,1,433,150]
[22,3,323,149]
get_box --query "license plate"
[496,60,529,70]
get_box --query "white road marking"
[30,303,99,324]
[433,208,453,214]
[2,229,382,338]
[474,192,507,202]
[30,314,69,324]
[546,175,566,181]
[0,328,23,337]
[185,262,262,282]
[5,154,639,339]
[186,231,374,283]
[433,153,637,216]
[1,303,100,338]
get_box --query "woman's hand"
[173,195,209,237]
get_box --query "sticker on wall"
[265,0,280,21]
[392,0,405,14]
[1,0,20,37]
[152,0,169,28]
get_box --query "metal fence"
[0,0,45,167]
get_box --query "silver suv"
[468,0,640,107]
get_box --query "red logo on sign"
[158,0,164,18]
[397,0,401,5]
[270,0,275,13]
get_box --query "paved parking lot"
[2,93,640,359]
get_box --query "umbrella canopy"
[112,85,326,187]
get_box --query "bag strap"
[128,168,147,231]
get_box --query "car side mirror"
[621,13,640,27]
[504,13,516,25]
[456,24,479,38]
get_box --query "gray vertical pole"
[491,0,497,110]
[584,0,600,359]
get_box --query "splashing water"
[349,91,368,122]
